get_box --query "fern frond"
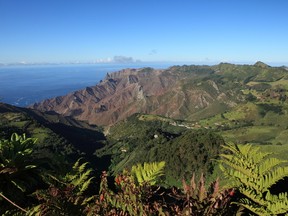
[239,188,265,206]
[257,157,286,175]
[265,191,288,214]
[72,169,92,186]
[220,156,258,179]
[72,159,81,170]
[131,161,165,186]
[219,142,288,215]
[80,177,93,194]
[262,166,288,190]
[235,200,270,216]
[78,162,89,173]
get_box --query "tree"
[245,92,257,102]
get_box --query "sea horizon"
[0,62,180,107]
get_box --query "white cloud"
[113,56,134,63]
[94,57,113,63]
[94,56,137,63]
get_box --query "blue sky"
[0,0,287,65]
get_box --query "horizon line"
[0,60,287,67]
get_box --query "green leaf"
[131,161,165,186]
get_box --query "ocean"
[0,63,175,107]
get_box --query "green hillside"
[165,62,288,122]
[97,114,225,186]
[0,103,107,170]
[93,63,288,186]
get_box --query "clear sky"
[0,0,287,65]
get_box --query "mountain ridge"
[30,63,288,126]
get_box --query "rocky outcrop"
[31,66,239,125]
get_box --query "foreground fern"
[131,161,165,186]
[28,159,95,215]
[219,143,288,215]
[99,161,166,215]
[0,133,43,214]
[98,165,235,215]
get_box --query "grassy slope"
[0,103,108,171]
[97,63,288,186]
[194,64,288,147]
[0,105,54,143]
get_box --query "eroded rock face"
[31,66,237,125]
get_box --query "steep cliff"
[31,65,245,125]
